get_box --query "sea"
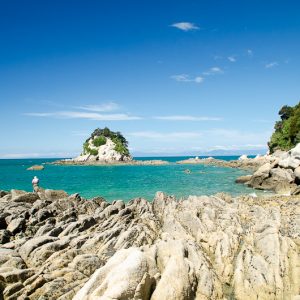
[0,156,268,202]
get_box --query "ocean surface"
[0,156,268,202]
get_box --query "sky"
[0,0,300,158]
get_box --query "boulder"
[290,143,300,158]
[19,236,58,261]
[235,175,252,184]
[13,193,39,203]
[10,190,27,201]
[7,218,26,234]
[278,156,300,169]
[27,165,44,171]
[270,168,295,183]
[294,166,300,180]
[44,189,68,200]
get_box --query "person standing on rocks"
[32,176,39,192]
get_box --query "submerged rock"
[0,189,299,299]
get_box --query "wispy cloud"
[128,131,202,139]
[154,115,222,121]
[75,102,119,112]
[203,67,224,75]
[171,22,199,31]
[265,62,278,69]
[228,56,236,62]
[247,49,253,57]
[0,151,78,159]
[24,111,142,121]
[171,74,204,83]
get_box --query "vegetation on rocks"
[82,127,130,157]
[269,101,300,153]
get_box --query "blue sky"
[0,0,300,157]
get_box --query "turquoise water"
[0,157,264,202]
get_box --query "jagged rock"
[44,189,68,200]
[278,156,300,169]
[270,167,295,183]
[12,193,39,204]
[7,218,26,234]
[0,189,299,299]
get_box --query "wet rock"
[235,175,252,184]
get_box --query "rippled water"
[0,157,266,202]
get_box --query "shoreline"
[0,188,299,299]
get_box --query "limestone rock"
[235,175,252,184]
[0,189,299,299]
[7,218,26,234]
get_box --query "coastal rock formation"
[73,127,132,163]
[26,165,44,171]
[0,188,299,299]
[238,144,300,194]
[177,155,270,170]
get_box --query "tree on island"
[268,101,300,153]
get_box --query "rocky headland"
[0,187,299,299]
[235,144,300,195]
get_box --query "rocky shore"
[176,155,270,170]
[52,159,170,166]
[236,144,300,195]
[0,188,299,299]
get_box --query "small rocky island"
[54,127,169,166]
[73,127,132,163]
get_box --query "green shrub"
[93,136,106,147]
[89,148,99,156]
[112,137,129,156]
[269,101,300,153]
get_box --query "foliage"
[268,101,300,153]
[83,127,130,156]
[112,137,130,156]
[83,141,99,156]
[92,136,106,147]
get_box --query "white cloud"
[128,131,202,139]
[171,74,204,83]
[203,67,224,75]
[0,151,78,159]
[154,115,222,121]
[76,102,119,112]
[247,49,253,56]
[265,62,278,69]
[24,111,142,121]
[171,22,199,31]
[228,56,236,62]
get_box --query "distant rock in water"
[74,127,132,162]
[27,165,44,171]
